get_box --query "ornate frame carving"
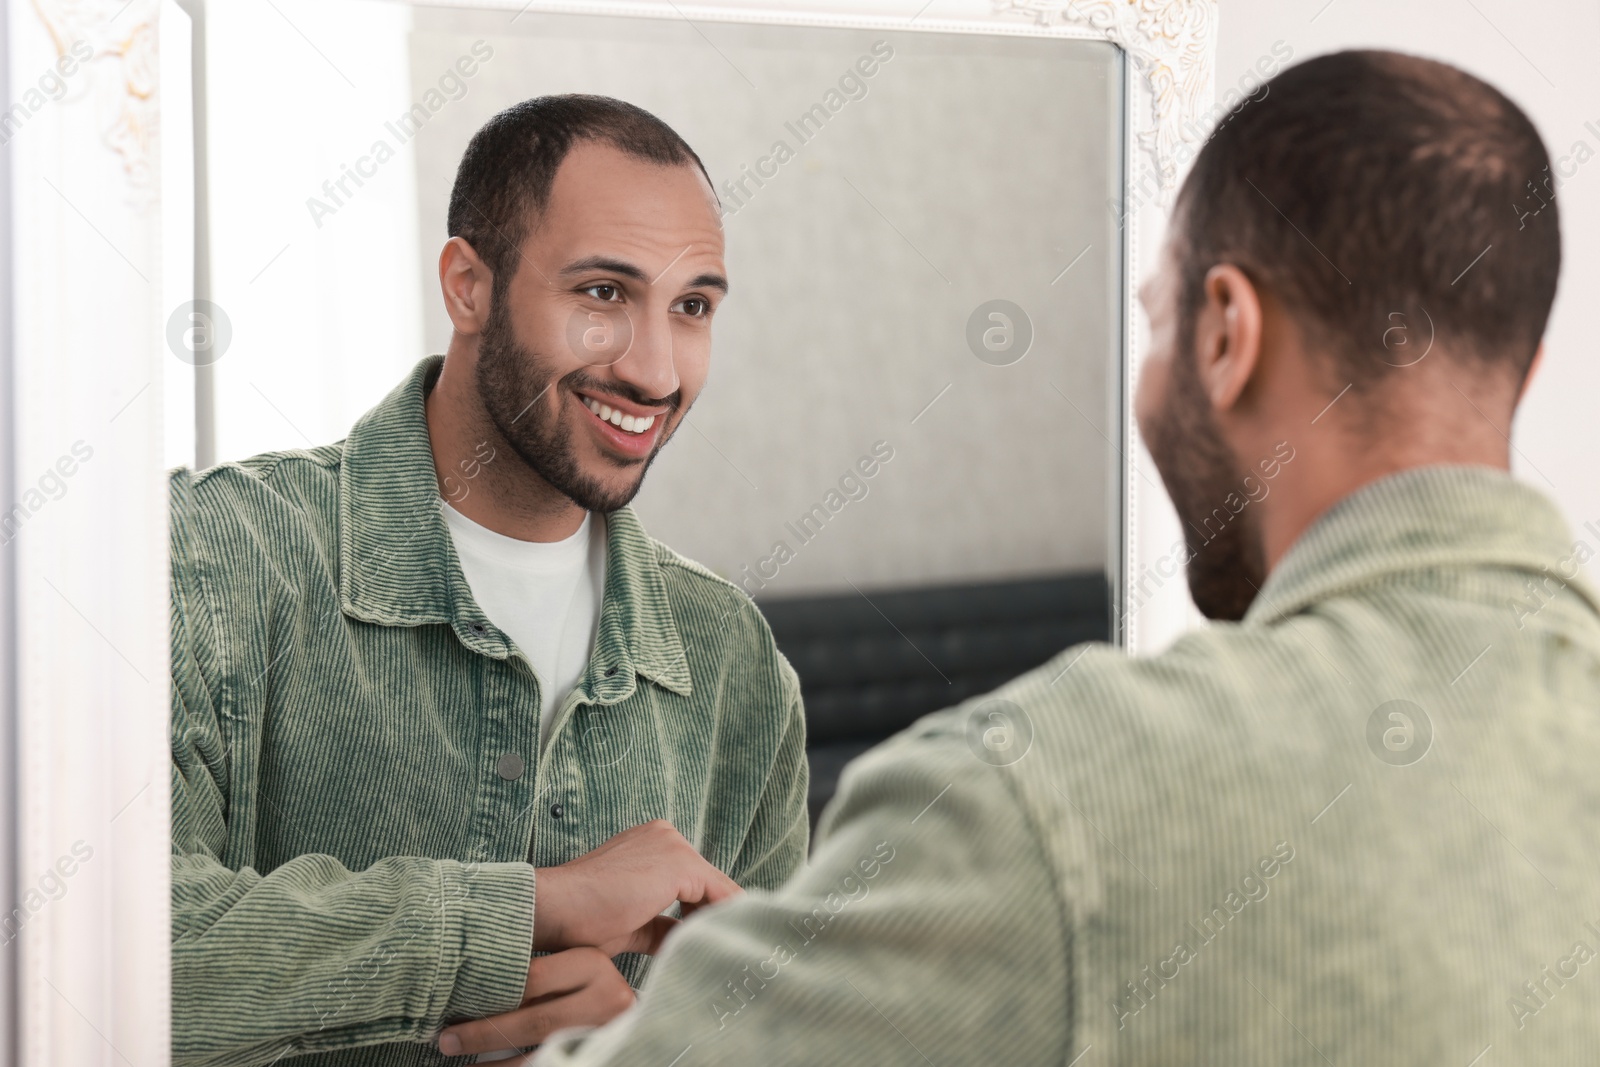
[996,0,1219,199]
[34,0,161,196]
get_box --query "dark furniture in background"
[759,572,1110,829]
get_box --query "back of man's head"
[1175,50,1560,394]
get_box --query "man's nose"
[610,307,679,402]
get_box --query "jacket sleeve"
[168,469,535,1067]
[727,657,810,892]
[528,722,1071,1067]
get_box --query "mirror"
[186,0,1126,817]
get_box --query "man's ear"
[439,236,493,339]
[1192,264,1264,413]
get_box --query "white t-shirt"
[442,503,607,752]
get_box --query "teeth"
[582,396,656,435]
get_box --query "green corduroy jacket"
[169,357,809,1067]
[532,465,1600,1067]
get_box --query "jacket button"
[496,753,525,781]
[469,622,488,635]
[550,803,564,819]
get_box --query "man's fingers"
[537,819,744,953]
[438,1007,538,1058]
[605,914,680,956]
[680,866,743,915]
[524,946,608,1000]
[441,968,636,1056]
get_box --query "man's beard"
[1144,323,1266,622]
[474,297,678,514]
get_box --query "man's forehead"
[544,143,719,228]
[541,213,724,263]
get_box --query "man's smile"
[574,387,669,459]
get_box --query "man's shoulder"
[169,441,347,561]
[174,442,344,511]
[650,539,744,606]
[897,616,1339,773]
[631,529,793,680]
[973,619,1288,704]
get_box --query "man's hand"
[534,820,742,956]
[436,947,634,1058]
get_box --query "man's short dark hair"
[447,94,713,295]
[1174,50,1560,392]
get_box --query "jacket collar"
[337,356,692,698]
[1245,464,1600,626]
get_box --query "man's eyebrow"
[686,272,729,295]
[559,256,728,295]
[559,255,650,283]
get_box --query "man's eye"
[583,284,621,302]
[674,297,709,317]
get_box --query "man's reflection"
[169,96,808,1066]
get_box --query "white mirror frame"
[5,0,1213,1062]
[9,0,171,1064]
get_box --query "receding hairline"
[446,94,721,293]
[515,137,724,260]
[543,134,719,204]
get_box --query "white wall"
[1215,0,1600,577]
[204,0,423,465]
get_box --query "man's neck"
[425,352,588,543]
[1254,408,1512,574]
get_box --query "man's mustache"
[562,372,680,414]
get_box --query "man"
[170,96,809,1066]
[517,51,1600,1065]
